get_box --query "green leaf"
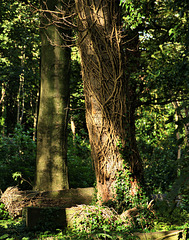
[12,171,22,181]
[0,234,9,240]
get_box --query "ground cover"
[0,200,189,240]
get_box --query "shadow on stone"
[24,207,76,230]
[40,187,95,207]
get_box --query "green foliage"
[72,205,134,238]
[136,101,189,193]
[0,124,36,191]
[103,165,149,217]
[181,187,189,211]
[114,168,133,209]
[67,47,96,189]
[153,200,189,230]
[124,0,189,197]
[0,215,136,240]
[112,168,144,213]
[119,0,189,199]
[0,204,188,239]
[0,1,188,238]
[70,48,87,139]
[144,43,189,103]
[0,204,9,220]
[0,123,95,192]
[0,0,40,134]
[67,134,95,188]
[120,0,145,29]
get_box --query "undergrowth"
[0,200,189,240]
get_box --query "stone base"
[23,187,95,229]
[39,187,95,207]
[23,207,76,229]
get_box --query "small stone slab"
[134,230,183,240]
[24,207,76,229]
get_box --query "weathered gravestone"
[23,187,95,229]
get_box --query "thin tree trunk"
[75,0,143,202]
[17,49,25,124]
[0,82,6,135]
[17,73,24,124]
[33,88,39,141]
[172,101,189,177]
[70,115,76,142]
[184,107,189,147]
[172,102,182,161]
[35,0,71,191]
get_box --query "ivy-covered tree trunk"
[35,0,70,191]
[75,0,143,202]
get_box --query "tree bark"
[75,0,143,202]
[35,0,71,191]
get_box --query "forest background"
[0,0,189,220]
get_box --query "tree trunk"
[0,82,6,135]
[35,0,71,191]
[75,0,143,202]
[185,107,189,146]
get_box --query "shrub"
[0,124,36,191]
[67,134,95,188]
[0,203,10,220]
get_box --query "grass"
[0,217,189,240]
[0,202,189,240]
[0,218,139,240]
